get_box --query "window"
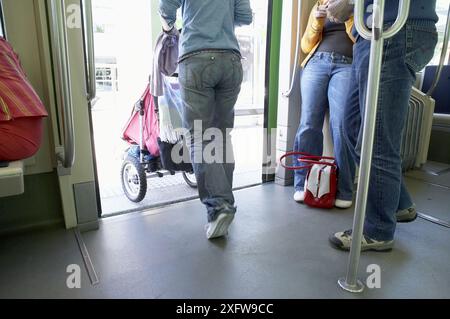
[234,0,268,111]
[429,0,450,66]
[0,0,5,38]
[95,65,118,92]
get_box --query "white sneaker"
[293,191,305,203]
[206,213,235,240]
[335,199,353,209]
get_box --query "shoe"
[294,191,305,203]
[335,199,353,209]
[396,205,417,223]
[206,213,235,240]
[329,230,394,252]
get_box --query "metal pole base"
[338,278,365,293]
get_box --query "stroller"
[120,76,197,203]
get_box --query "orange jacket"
[300,1,355,68]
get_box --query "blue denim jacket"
[159,0,253,59]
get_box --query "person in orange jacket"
[0,37,48,162]
[293,0,356,209]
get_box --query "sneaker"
[206,213,235,240]
[335,199,353,209]
[396,205,417,223]
[294,191,305,203]
[329,230,394,252]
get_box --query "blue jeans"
[344,20,438,241]
[178,51,243,222]
[294,52,356,201]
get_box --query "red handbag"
[280,152,338,209]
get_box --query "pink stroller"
[120,80,197,203]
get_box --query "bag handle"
[280,152,336,171]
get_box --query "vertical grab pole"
[338,0,410,293]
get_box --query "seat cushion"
[0,161,24,197]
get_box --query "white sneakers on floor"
[206,213,235,240]
[335,199,353,209]
[294,191,353,209]
[293,191,305,203]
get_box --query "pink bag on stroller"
[121,84,160,157]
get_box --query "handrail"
[0,0,7,39]
[339,0,411,294]
[84,0,97,102]
[282,0,302,98]
[354,0,410,40]
[49,0,75,170]
[427,3,450,97]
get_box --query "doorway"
[88,0,270,216]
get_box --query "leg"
[328,63,356,201]
[179,52,240,223]
[330,21,437,251]
[398,178,413,211]
[293,57,330,192]
[360,23,437,241]
[212,53,243,207]
[342,62,362,164]
[179,54,220,222]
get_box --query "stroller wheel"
[121,156,147,203]
[182,171,198,189]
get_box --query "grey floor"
[101,169,262,217]
[0,172,449,299]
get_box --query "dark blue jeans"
[178,51,243,222]
[344,20,438,241]
[294,52,356,201]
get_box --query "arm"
[235,0,253,26]
[301,4,326,54]
[159,0,182,31]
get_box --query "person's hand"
[327,0,354,23]
[160,16,174,33]
[315,4,328,19]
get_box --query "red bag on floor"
[280,152,338,209]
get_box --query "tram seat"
[422,65,450,115]
[0,161,24,197]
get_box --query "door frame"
[33,0,100,231]
[84,0,277,218]
[0,0,6,38]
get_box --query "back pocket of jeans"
[231,56,243,89]
[405,25,438,73]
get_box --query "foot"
[329,230,394,252]
[396,205,417,223]
[206,213,235,240]
[335,199,353,209]
[294,191,305,203]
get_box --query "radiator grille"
[401,87,436,172]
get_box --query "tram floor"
[0,175,449,299]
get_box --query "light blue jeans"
[178,51,243,222]
[294,52,356,201]
[344,20,438,241]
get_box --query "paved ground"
[92,104,264,216]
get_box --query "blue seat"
[421,65,450,114]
